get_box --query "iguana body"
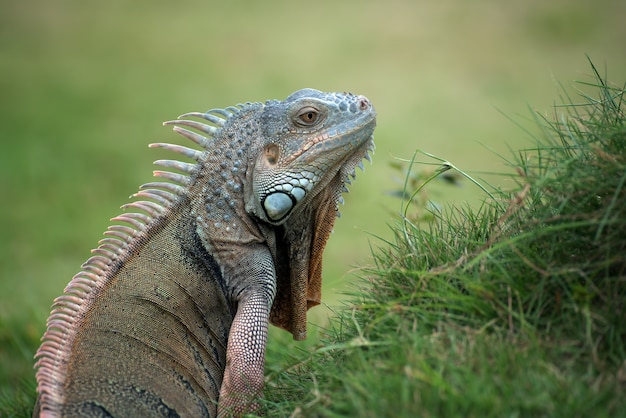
[34,89,376,417]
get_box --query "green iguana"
[33,88,376,417]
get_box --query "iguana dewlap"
[33,89,376,417]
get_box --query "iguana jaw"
[282,108,376,166]
[263,114,375,222]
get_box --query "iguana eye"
[295,107,320,126]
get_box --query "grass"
[257,60,626,417]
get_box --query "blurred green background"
[1,0,625,403]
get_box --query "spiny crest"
[334,139,376,218]
[33,104,243,413]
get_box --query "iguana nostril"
[358,97,370,110]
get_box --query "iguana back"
[55,210,232,415]
[34,89,376,417]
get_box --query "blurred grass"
[1,0,626,415]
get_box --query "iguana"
[33,88,376,417]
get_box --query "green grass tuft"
[261,60,626,417]
[0,313,39,417]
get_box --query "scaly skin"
[33,89,376,417]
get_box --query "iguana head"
[246,88,376,225]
